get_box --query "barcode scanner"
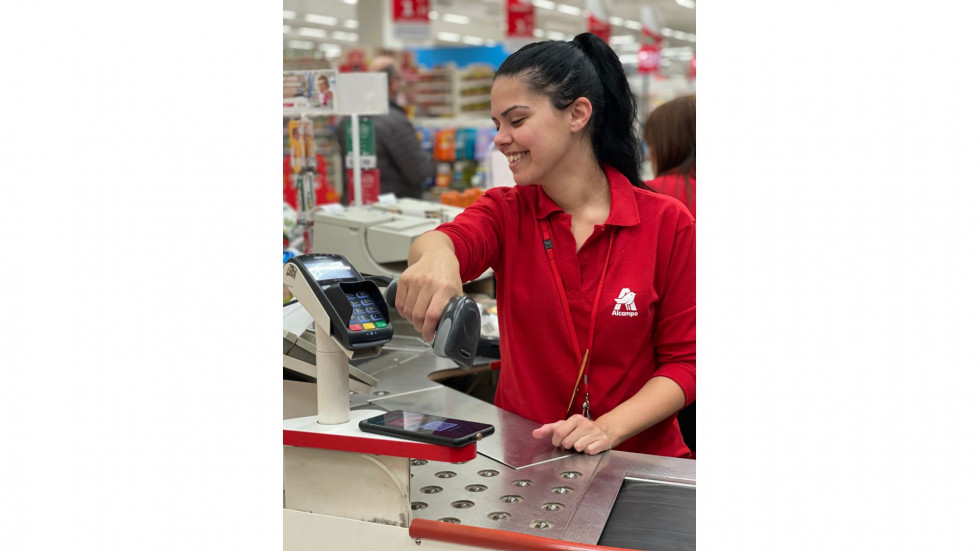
[385,279,481,370]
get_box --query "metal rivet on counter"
[434,471,457,479]
[477,469,499,477]
[410,459,428,466]
[411,502,428,510]
[451,500,475,509]
[500,495,523,503]
[371,390,389,396]
[530,520,553,530]
[438,517,461,524]
[420,486,443,494]
[551,486,573,494]
[488,512,512,521]
[541,502,565,511]
[465,484,487,492]
[512,479,534,487]
[560,471,582,479]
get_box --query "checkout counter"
[284,338,696,550]
[282,253,695,551]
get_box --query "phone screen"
[360,410,494,446]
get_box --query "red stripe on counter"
[408,518,642,551]
[283,430,477,463]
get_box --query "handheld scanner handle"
[385,279,481,370]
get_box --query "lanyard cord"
[538,219,616,417]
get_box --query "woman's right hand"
[396,232,463,342]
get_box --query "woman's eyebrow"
[501,105,530,117]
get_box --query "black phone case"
[359,413,495,447]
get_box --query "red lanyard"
[538,219,615,419]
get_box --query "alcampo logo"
[612,287,639,317]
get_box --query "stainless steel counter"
[284,335,695,548]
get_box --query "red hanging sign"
[638,29,663,75]
[506,0,535,39]
[392,0,429,23]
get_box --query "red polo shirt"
[436,165,695,457]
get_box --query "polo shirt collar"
[534,164,641,227]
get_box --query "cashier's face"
[490,76,574,187]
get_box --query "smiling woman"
[393,32,696,459]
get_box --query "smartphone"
[359,410,495,447]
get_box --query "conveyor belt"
[597,478,696,551]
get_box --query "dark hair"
[495,33,647,189]
[643,94,696,197]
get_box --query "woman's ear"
[568,97,593,133]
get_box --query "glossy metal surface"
[408,451,602,538]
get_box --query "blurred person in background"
[643,94,696,218]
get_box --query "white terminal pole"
[314,320,351,425]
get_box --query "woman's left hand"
[532,415,612,455]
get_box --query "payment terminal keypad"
[345,291,388,332]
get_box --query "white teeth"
[507,152,526,163]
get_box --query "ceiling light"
[283,25,292,34]
[533,29,546,38]
[616,43,640,53]
[299,27,329,38]
[442,13,471,25]
[287,40,315,50]
[610,35,636,45]
[344,19,359,29]
[462,36,485,46]
[557,4,582,16]
[533,0,556,9]
[319,43,342,57]
[331,31,358,41]
[304,14,338,26]
[545,30,566,40]
[623,19,642,30]
[437,32,461,42]
[283,10,296,20]
[618,54,638,65]
[609,16,624,26]
[343,0,358,4]
[429,11,439,20]
[675,0,696,8]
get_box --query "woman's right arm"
[395,230,463,342]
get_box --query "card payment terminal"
[284,253,394,350]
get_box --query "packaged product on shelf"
[454,128,477,161]
[433,128,456,162]
[434,162,454,188]
[474,128,496,162]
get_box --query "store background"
[281,0,697,208]
[4,1,979,550]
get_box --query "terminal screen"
[306,259,357,283]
